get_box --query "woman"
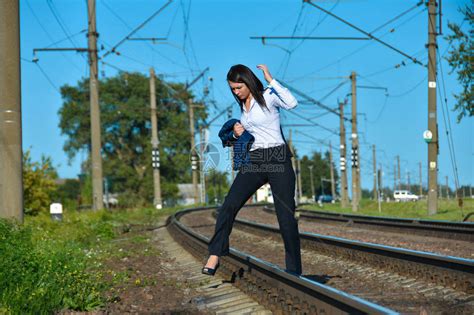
[202,64,302,276]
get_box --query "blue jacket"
[219,119,255,170]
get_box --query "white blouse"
[240,79,298,151]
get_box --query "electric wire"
[361,48,427,78]
[102,0,173,59]
[101,0,190,72]
[295,130,331,148]
[100,1,189,70]
[277,1,340,79]
[388,75,426,98]
[304,0,424,66]
[366,94,389,123]
[281,80,351,121]
[369,1,424,34]
[285,109,339,135]
[291,0,340,52]
[180,0,201,72]
[25,0,83,72]
[288,6,427,83]
[35,63,61,93]
[278,3,306,78]
[47,0,88,66]
[47,0,81,49]
[437,50,461,199]
[318,80,348,103]
[45,29,87,48]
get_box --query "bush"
[0,206,186,314]
[0,217,106,313]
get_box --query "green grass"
[300,199,473,221]
[0,205,187,314]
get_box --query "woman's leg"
[208,169,267,257]
[267,160,302,275]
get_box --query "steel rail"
[233,210,474,292]
[265,206,474,242]
[168,206,397,315]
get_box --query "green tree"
[205,169,230,205]
[55,178,81,210]
[445,6,473,122]
[58,72,207,206]
[299,150,339,199]
[23,149,58,215]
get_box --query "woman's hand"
[256,64,273,84]
[233,122,245,137]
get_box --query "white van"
[393,190,419,202]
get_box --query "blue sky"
[20,0,472,192]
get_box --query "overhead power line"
[251,36,370,41]
[35,61,60,92]
[287,5,426,83]
[295,130,331,148]
[25,0,83,72]
[437,50,461,201]
[279,80,351,122]
[303,0,424,66]
[128,37,167,42]
[369,1,425,34]
[102,0,173,59]
[285,109,339,135]
[46,0,81,49]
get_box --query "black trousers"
[208,144,302,275]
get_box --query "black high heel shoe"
[201,262,220,276]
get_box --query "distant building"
[256,183,273,203]
[177,184,202,205]
[54,178,68,185]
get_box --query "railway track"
[173,205,474,313]
[237,207,473,292]
[279,205,474,242]
[168,206,397,314]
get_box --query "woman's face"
[228,81,251,101]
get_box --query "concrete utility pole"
[297,158,303,202]
[88,0,104,210]
[185,68,209,204]
[289,129,299,206]
[427,0,439,215]
[227,107,235,181]
[445,176,449,200]
[377,167,382,212]
[393,164,397,193]
[0,0,23,222]
[419,162,423,197]
[188,98,199,204]
[329,141,336,199]
[372,145,377,200]
[379,163,383,199]
[200,127,206,204]
[339,101,349,207]
[308,165,315,202]
[407,171,411,192]
[149,68,162,209]
[397,155,401,191]
[350,72,360,211]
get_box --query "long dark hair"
[227,64,267,112]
